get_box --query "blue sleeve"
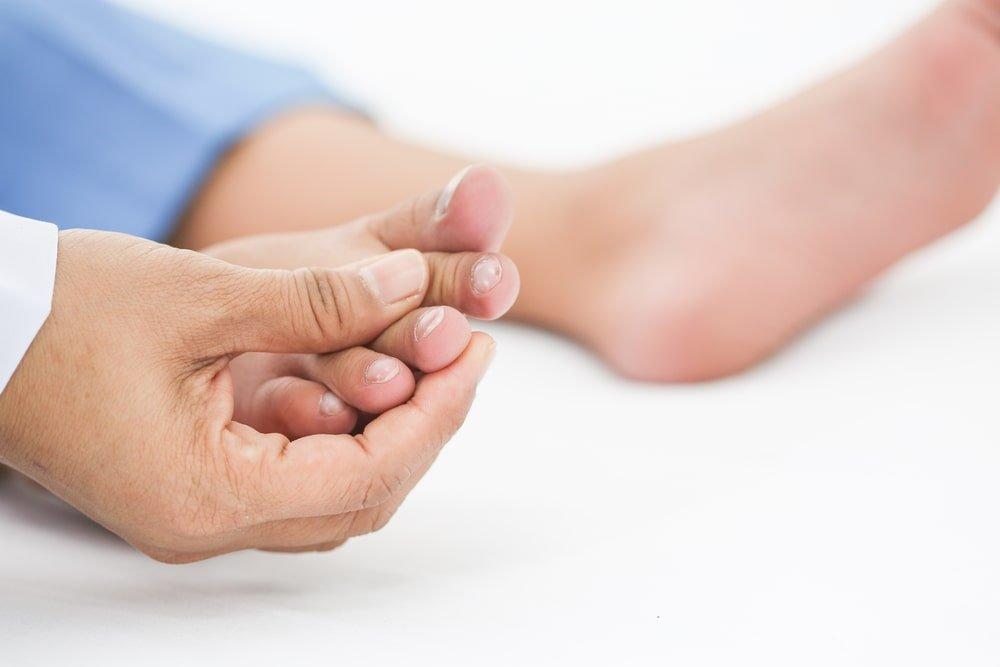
[0,0,354,241]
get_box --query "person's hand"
[206,165,520,438]
[0,230,495,562]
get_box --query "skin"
[0,177,518,561]
[210,166,519,438]
[174,0,1000,382]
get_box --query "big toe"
[368,164,513,253]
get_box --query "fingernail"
[435,166,473,220]
[319,391,346,417]
[471,254,503,295]
[414,306,446,342]
[365,357,401,384]
[360,250,427,304]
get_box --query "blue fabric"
[0,0,344,241]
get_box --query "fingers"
[367,164,513,253]
[291,305,473,428]
[366,167,520,321]
[369,306,472,373]
[423,251,520,320]
[237,307,472,440]
[242,346,419,439]
[243,376,359,439]
[228,333,496,525]
[252,450,441,552]
[211,249,429,355]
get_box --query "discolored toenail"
[319,391,346,416]
[435,166,472,220]
[364,357,401,384]
[470,254,503,295]
[414,306,446,342]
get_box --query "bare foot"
[172,1,998,383]
[517,0,1000,381]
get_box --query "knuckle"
[360,470,401,509]
[222,432,288,523]
[180,253,242,309]
[358,454,418,510]
[291,267,354,346]
[193,267,272,351]
[448,257,468,304]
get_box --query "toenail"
[435,166,472,220]
[414,306,446,342]
[364,357,401,384]
[319,391,346,417]
[471,254,502,295]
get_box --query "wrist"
[0,230,98,473]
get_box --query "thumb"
[203,249,429,355]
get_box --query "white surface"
[3,0,999,664]
[0,211,57,394]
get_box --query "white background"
[3,0,1000,664]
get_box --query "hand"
[207,165,520,438]
[0,230,495,562]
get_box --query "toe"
[367,164,513,253]
[249,376,359,438]
[301,348,416,414]
[369,306,472,373]
[423,251,520,320]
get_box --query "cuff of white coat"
[0,211,58,396]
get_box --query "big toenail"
[414,306,446,342]
[364,357,401,384]
[471,254,502,295]
[435,166,472,220]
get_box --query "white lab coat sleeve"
[0,210,58,395]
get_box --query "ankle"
[504,168,606,325]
